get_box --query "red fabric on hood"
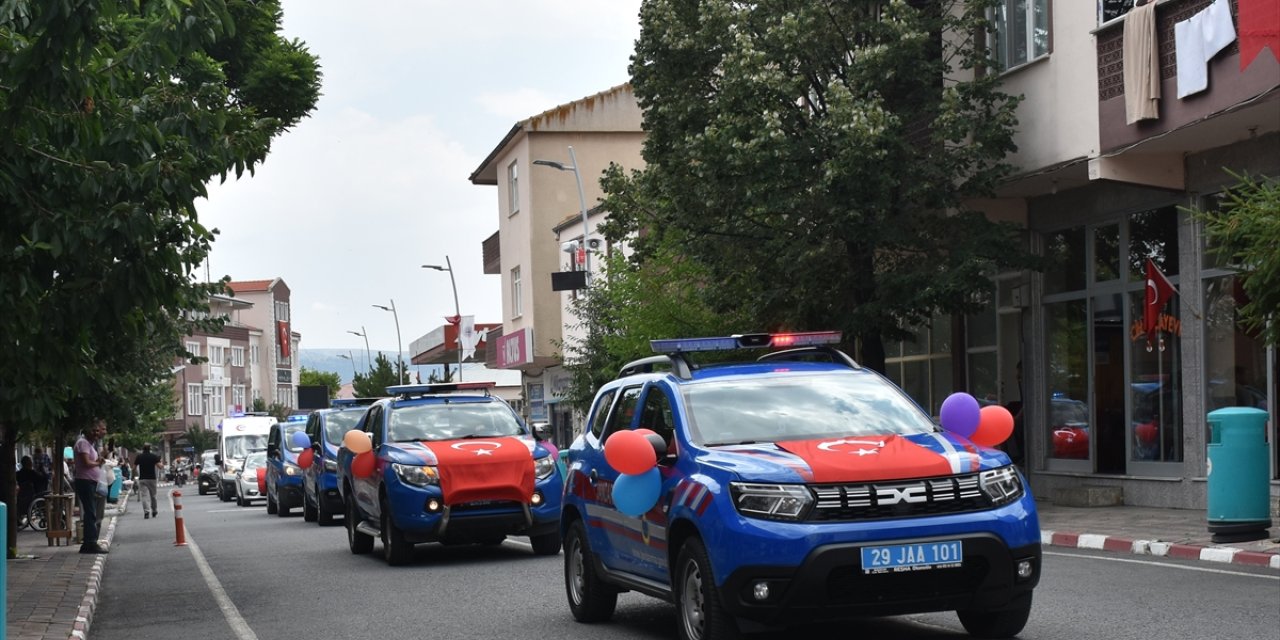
[421,436,534,504]
[776,434,954,483]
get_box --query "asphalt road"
[91,492,1280,640]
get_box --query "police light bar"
[285,414,308,423]
[650,331,842,353]
[331,397,380,407]
[386,382,496,397]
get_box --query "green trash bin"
[1206,407,1272,543]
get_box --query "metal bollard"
[172,489,187,547]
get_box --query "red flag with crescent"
[276,321,291,358]
[776,435,957,482]
[421,436,534,504]
[1144,259,1176,345]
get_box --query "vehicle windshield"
[682,372,938,446]
[387,401,524,442]
[243,452,267,471]
[323,410,366,445]
[224,435,267,460]
[284,423,307,453]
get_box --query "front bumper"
[275,476,305,508]
[385,473,563,544]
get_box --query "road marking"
[1045,550,1280,580]
[185,532,261,640]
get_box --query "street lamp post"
[337,353,357,382]
[347,327,371,372]
[373,300,404,385]
[422,256,462,381]
[533,145,592,285]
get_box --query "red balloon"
[971,405,1015,447]
[604,429,658,475]
[1135,421,1158,444]
[297,448,315,469]
[352,451,376,478]
[256,467,267,494]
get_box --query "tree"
[300,366,342,401]
[353,353,402,398]
[601,0,1037,374]
[266,403,292,423]
[182,423,218,455]
[1191,172,1280,347]
[0,1,320,554]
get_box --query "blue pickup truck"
[337,382,564,566]
[561,332,1040,640]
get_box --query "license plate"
[861,540,964,574]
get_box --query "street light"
[373,300,404,384]
[337,353,357,382]
[347,327,371,372]
[533,145,592,285]
[422,256,462,381]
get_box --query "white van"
[215,414,277,502]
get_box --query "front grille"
[809,473,991,522]
[443,499,523,514]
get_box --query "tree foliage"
[600,0,1037,373]
[301,366,342,401]
[181,423,218,455]
[1192,171,1280,347]
[352,353,404,398]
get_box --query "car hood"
[379,435,540,466]
[697,432,1011,483]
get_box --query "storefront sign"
[497,327,533,368]
[1130,312,1182,342]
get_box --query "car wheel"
[276,485,290,517]
[675,536,740,640]
[381,501,413,566]
[198,482,208,496]
[266,492,278,515]
[303,492,318,522]
[317,489,336,526]
[564,519,618,623]
[957,593,1033,639]
[530,531,562,556]
[346,494,373,554]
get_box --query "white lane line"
[184,532,261,640]
[1044,550,1280,580]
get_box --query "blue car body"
[265,416,309,516]
[301,400,377,525]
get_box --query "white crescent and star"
[1146,278,1159,306]
[816,438,886,454]
[451,441,502,456]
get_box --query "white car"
[235,451,268,507]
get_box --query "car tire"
[198,483,208,496]
[675,536,740,640]
[303,493,318,522]
[564,519,618,623]
[530,531,562,556]
[317,489,336,526]
[346,495,373,555]
[276,485,290,517]
[957,593,1033,639]
[266,492,278,515]
[382,501,413,566]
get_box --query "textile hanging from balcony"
[1175,0,1238,98]
[1123,1,1160,123]
[1238,0,1280,70]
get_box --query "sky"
[198,1,644,353]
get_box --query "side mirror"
[267,444,279,458]
[214,454,223,466]
[532,423,551,441]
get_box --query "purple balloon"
[939,392,981,438]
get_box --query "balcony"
[1096,0,1279,157]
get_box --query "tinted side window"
[637,385,676,448]
[601,387,642,443]
[589,389,618,438]
[367,405,384,447]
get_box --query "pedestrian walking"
[133,444,163,519]
[73,419,110,554]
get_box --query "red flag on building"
[277,321,291,358]
[1238,0,1280,71]
[1144,259,1176,346]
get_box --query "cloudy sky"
[198,1,644,353]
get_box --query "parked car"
[235,451,268,507]
[302,398,379,525]
[338,383,563,566]
[562,332,1040,640]
[1050,397,1090,459]
[197,450,219,495]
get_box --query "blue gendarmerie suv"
[301,398,379,526]
[561,332,1041,640]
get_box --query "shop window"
[1045,226,1086,294]
[885,315,953,416]
[1094,223,1121,282]
[1046,299,1089,460]
[1128,207,1179,281]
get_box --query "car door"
[351,405,383,518]
[582,385,645,574]
[302,413,321,498]
[265,424,283,502]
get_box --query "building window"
[186,384,203,416]
[232,385,246,413]
[1098,0,1135,25]
[276,385,293,408]
[511,266,523,318]
[230,347,244,367]
[507,160,519,214]
[208,386,225,416]
[250,345,259,365]
[209,345,225,367]
[884,314,953,417]
[186,341,201,359]
[991,0,1049,71]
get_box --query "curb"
[69,511,118,640]
[1042,529,1280,570]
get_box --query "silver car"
[235,451,268,507]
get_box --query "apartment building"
[963,0,1279,510]
[469,84,646,446]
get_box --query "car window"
[387,401,523,442]
[283,423,307,452]
[244,452,266,471]
[365,405,384,447]
[682,371,937,446]
[589,389,618,438]
[637,385,676,450]
[324,410,365,445]
[601,386,642,443]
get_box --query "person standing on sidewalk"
[133,444,162,519]
[73,419,109,554]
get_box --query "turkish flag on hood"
[421,436,534,504]
[776,434,964,483]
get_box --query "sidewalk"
[5,499,1279,640]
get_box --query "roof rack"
[756,345,860,370]
[386,382,495,399]
[618,354,694,380]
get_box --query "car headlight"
[284,463,302,476]
[323,458,338,472]
[534,455,556,480]
[225,461,241,473]
[729,483,813,521]
[979,465,1023,506]
[392,463,439,487]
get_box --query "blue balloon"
[613,468,661,517]
[939,392,981,438]
[290,430,311,449]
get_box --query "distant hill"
[298,348,503,385]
